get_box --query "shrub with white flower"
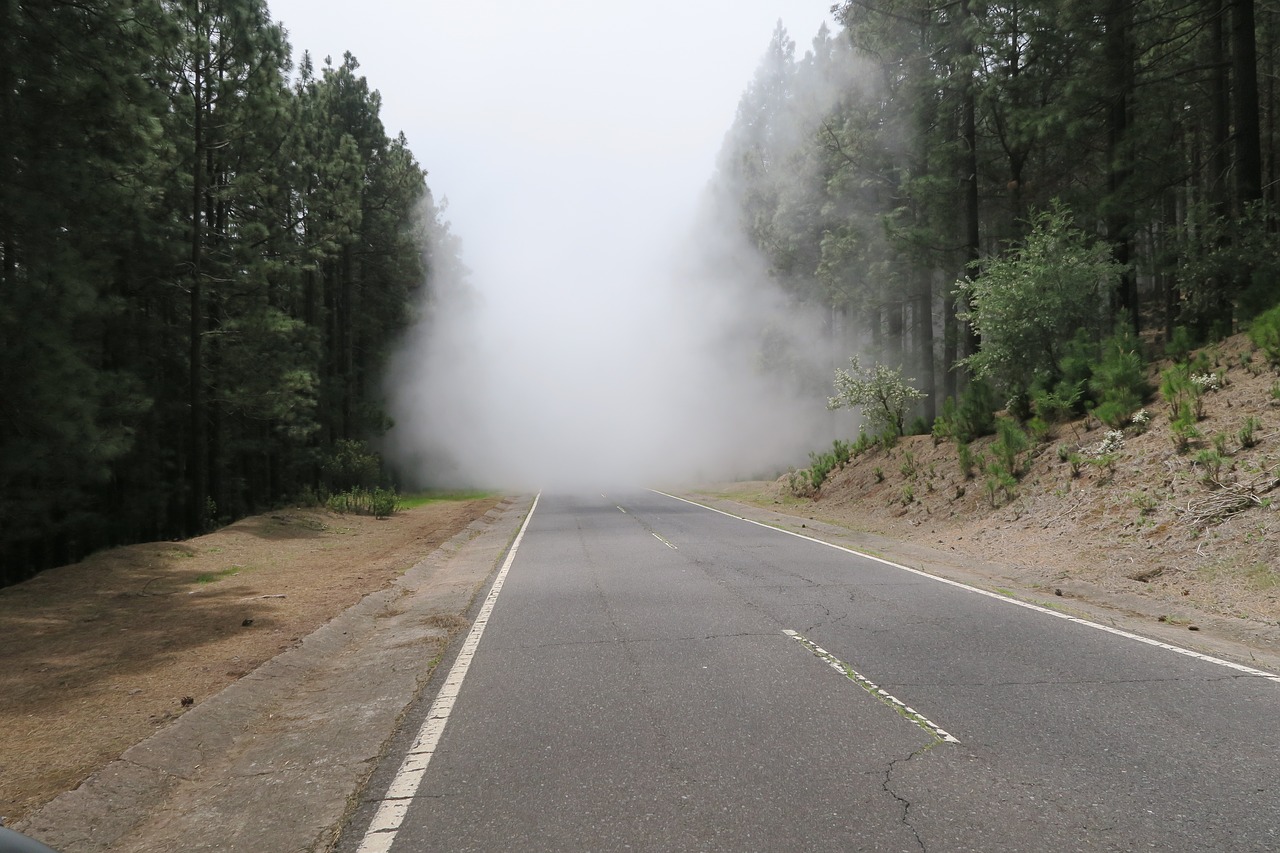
[828,355,927,438]
[1191,373,1221,392]
[1094,429,1125,456]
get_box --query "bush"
[788,439,859,497]
[320,439,383,493]
[957,441,977,479]
[992,417,1031,478]
[1170,401,1201,453]
[1165,325,1196,363]
[961,380,997,439]
[1248,303,1280,367]
[828,355,927,439]
[932,397,958,443]
[1160,363,1206,421]
[327,487,401,519]
[1240,416,1262,449]
[958,201,1127,397]
[1090,327,1153,428]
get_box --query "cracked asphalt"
[336,491,1280,852]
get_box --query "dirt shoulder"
[0,497,500,826]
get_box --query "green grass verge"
[398,490,495,509]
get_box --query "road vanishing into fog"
[340,491,1280,852]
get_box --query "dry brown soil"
[0,497,498,825]
[708,332,1280,659]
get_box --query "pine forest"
[5,0,1280,585]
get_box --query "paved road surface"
[338,491,1280,852]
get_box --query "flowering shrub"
[828,355,926,438]
[1191,373,1221,392]
[1095,429,1125,457]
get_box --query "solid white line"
[653,491,1280,685]
[356,494,541,853]
[784,629,960,744]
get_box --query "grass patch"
[195,566,244,584]
[1245,563,1279,591]
[398,490,494,509]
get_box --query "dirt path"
[0,497,499,825]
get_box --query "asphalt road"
[338,491,1280,852]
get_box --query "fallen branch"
[1176,475,1279,528]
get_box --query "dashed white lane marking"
[785,629,959,744]
[356,494,541,853]
[651,532,678,550]
[654,491,1280,685]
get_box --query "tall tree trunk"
[0,0,14,290]
[1205,0,1234,335]
[1233,0,1263,207]
[956,0,982,386]
[915,268,936,423]
[1106,0,1139,334]
[188,45,207,536]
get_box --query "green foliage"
[1193,449,1225,486]
[935,381,999,448]
[788,439,859,496]
[900,451,918,479]
[1240,416,1262,449]
[1160,364,1206,421]
[326,487,401,519]
[1131,492,1158,515]
[1248,303,1280,367]
[958,202,1127,398]
[983,461,1018,507]
[806,449,841,490]
[956,441,977,480]
[1165,326,1197,363]
[832,439,854,466]
[399,490,494,509]
[1170,402,1201,453]
[1068,452,1084,478]
[932,397,958,443]
[1089,327,1153,428]
[992,417,1031,479]
[1089,453,1118,481]
[0,3,442,582]
[320,440,384,493]
[1032,385,1082,424]
[828,355,927,439]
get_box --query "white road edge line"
[785,629,960,744]
[355,493,541,853]
[654,490,1280,685]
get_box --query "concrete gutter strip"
[15,497,534,853]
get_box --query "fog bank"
[384,202,842,491]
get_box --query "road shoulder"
[15,496,534,853]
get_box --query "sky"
[265,0,845,490]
